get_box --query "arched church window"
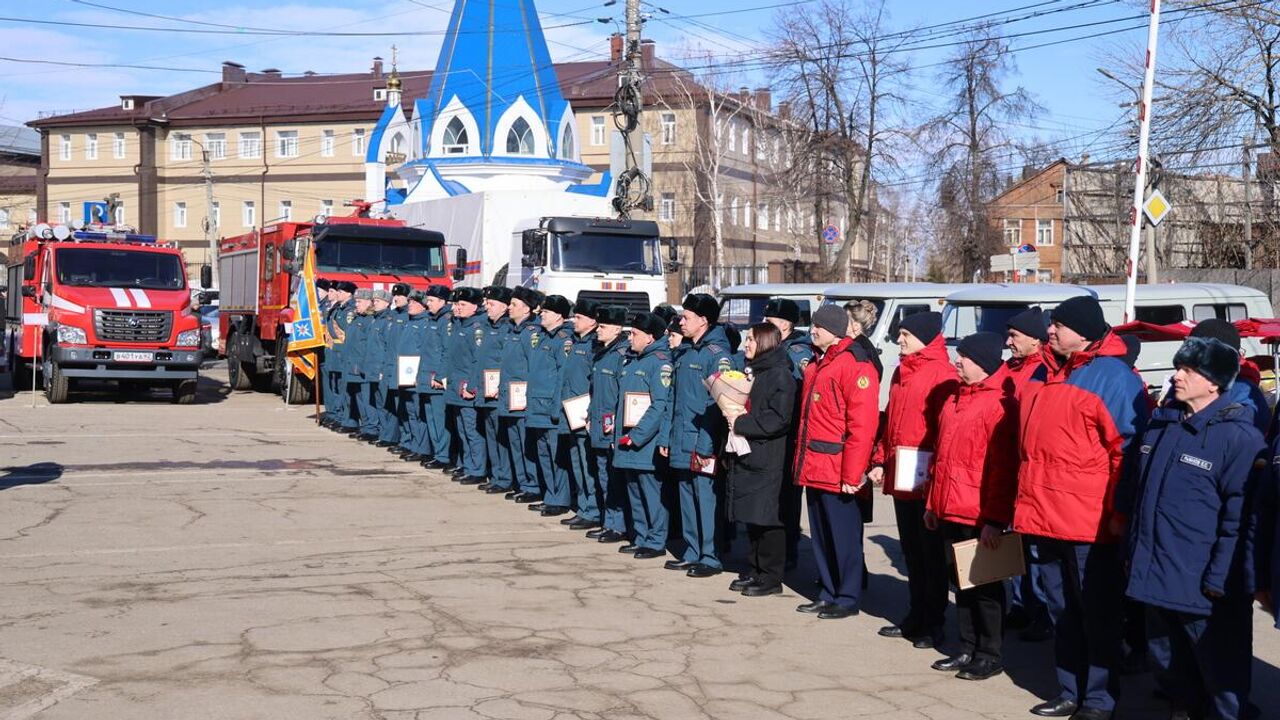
[389,133,404,154]
[443,117,469,155]
[560,124,574,160]
[506,117,534,155]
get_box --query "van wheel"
[44,361,70,404]
[172,379,197,404]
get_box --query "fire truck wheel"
[171,380,197,404]
[9,354,32,392]
[44,361,70,404]
[226,332,253,391]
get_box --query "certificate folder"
[950,533,1026,590]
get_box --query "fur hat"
[426,284,451,301]
[354,288,373,301]
[452,287,484,305]
[899,311,942,345]
[408,290,428,306]
[1190,318,1241,352]
[335,281,358,294]
[957,331,1005,375]
[484,286,513,305]
[811,304,849,339]
[1007,307,1048,342]
[511,286,544,310]
[371,289,393,303]
[1173,336,1239,390]
[391,282,412,297]
[764,298,801,325]
[651,304,678,324]
[316,278,332,291]
[682,293,720,323]
[1051,296,1108,341]
[541,294,572,318]
[630,312,667,339]
[596,305,628,326]
[573,298,600,320]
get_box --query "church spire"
[385,44,402,108]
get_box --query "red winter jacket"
[793,337,881,494]
[927,366,1019,527]
[1013,333,1149,543]
[873,336,959,500]
[1004,352,1044,400]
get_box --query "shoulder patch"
[716,356,733,372]
[798,357,811,371]
[531,332,541,348]
[659,363,673,388]
[564,339,573,356]
[707,343,724,354]
[856,375,870,390]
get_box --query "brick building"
[986,159,1066,283]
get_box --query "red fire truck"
[218,203,458,404]
[4,223,205,403]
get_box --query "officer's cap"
[484,286,513,305]
[371,289,393,303]
[452,286,484,305]
[764,297,801,325]
[630,312,667,339]
[682,293,720,323]
[335,281,358,294]
[354,288,373,300]
[511,286,545,310]
[541,294,572,318]
[316,278,332,291]
[426,284,451,301]
[596,305,628,326]
[391,282,412,297]
[573,297,600,320]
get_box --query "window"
[205,132,226,160]
[743,200,752,227]
[1134,305,1185,325]
[321,129,335,157]
[58,202,71,223]
[320,199,333,218]
[59,134,71,161]
[729,197,738,226]
[443,117,469,154]
[173,202,187,228]
[171,133,192,161]
[659,192,675,221]
[1035,269,1053,283]
[741,126,750,156]
[352,128,366,156]
[113,132,126,159]
[1036,218,1053,246]
[275,130,298,158]
[242,201,256,227]
[0,208,9,229]
[506,117,534,155]
[590,116,605,146]
[1192,303,1248,322]
[560,124,574,159]
[1003,219,1021,246]
[1055,187,1065,203]
[85,133,98,160]
[279,200,292,222]
[727,123,737,152]
[758,202,769,229]
[210,201,220,230]
[113,202,125,225]
[660,112,676,145]
[389,133,404,156]
[239,131,261,158]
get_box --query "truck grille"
[94,310,172,343]
[574,291,651,315]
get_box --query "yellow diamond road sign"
[1143,189,1172,226]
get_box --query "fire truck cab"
[4,223,203,403]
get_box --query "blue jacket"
[497,316,539,419]
[1256,443,1280,627]
[395,310,429,392]
[420,305,452,394]
[326,298,354,372]
[476,314,511,409]
[443,313,483,407]
[667,324,738,468]
[363,308,393,384]
[1121,395,1266,615]
[560,329,597,435]
[613,340,673,471]
[345,312,374,382]
[782,329,814,382]
[526,322,574,429]
[378,307,409,388]
[588,334,629,449]
[1226,377,1270,436]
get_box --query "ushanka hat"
[483,286,513,305]
[452,287,484,305]
[335,281,358,294]
[764,297,801,325]
[511,286,545,310]
[629,312,666,339]
[681,293,720,323]
[426,284,451,300]
[1173,336,1238,390]
[541,294,572,318]
[596,305,628,326]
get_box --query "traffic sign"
[990,253,1040,273]
[821,224,840,245]
[1143,189,1172,226]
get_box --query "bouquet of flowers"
[704,370,753,455]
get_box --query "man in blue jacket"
[615,312,673,560]
[499,287,545,501]
[393,290,431,461]
[667,293,737,578]
[359,290,394,441]
[560,299,601,530]
[1257,446,1280,630]
[340,287,370,434]
[376,284,412,447]
[1188,319,1269,435]
[323,281,356,431]
[443,287,486,483]
[420,285,453,469]
[1119,336,1266,720]
[586,306,631,544]
[475,286,513,490]
[526,294,575,517]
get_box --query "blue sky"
[1,0,1158,172]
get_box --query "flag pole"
[313,351,322,425]
[1123,0,1162,322]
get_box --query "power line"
[0,14,597,37]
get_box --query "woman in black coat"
[725,322,798,597]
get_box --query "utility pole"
[1122,0,1161,322]
[612,0,651,218]
[201,148,218,289]
[1243,135,1254,269]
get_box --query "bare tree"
[922,27,1040,280]
[769,0,911,281]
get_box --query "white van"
[940,283,1273,389]
[718,283,830,330]
[823,283,979,407]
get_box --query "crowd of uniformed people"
[308,278,1280,720]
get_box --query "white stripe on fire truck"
[23,312,48,327]
[49,295,86,314]
[108,288,132,308]
[127,289,151,308]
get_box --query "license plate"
[113,351,154,363]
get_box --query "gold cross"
[391,44,398,69]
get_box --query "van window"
[1192,303,1247,322]
[943,303,1031,343]
[720,297,812,328]
[1134,305,1184,325]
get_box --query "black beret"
[511,286,545,310]
[630,312,667,339]
[573,297,600,319]
[335,281,358,294]
[316,278,332,291]
[652,304,678,324]
[764,297,801,325]
[452,287,484,305]
[596,305,628,326]
[426,284,451,300]
[542,294,572,317]
[682,293,720,323]
[484,286,513,305]
[391,282,411,297]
